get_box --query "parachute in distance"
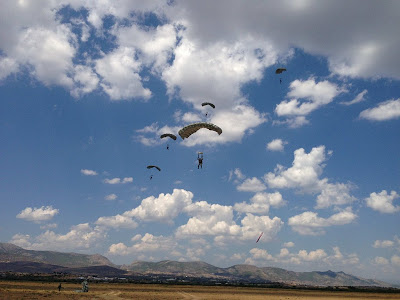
[178,122,222,140]
[147,165,161,172]
[201,102,215,109]
[275,68,287,74]
[160,133,177,140]
[256,232,263,243]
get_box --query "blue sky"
[1,0,400,283]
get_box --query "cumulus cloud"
[374,256,389,265]
[236,177,267,192]
[125,189,193,223]
[103,177,133,184]
[275,79,344,126]
[176,201,283,243]
[108,233,179,256]
[95,214,138,229]
[264,146,356,208]
[365,190,400,213]
[81,169,98,176]
[16,206,59,223]
[340,89,367,106]
[246,245,358,267]
[234,192,285,214]
[10,223,106,251]
[373,240,394,248]
[105,194,118,201]
[359,99,400,121]
[288,209,357,235]
[266,139,287,151]
[264,146,328,190]
[283,241,295,248]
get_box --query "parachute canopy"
[201,102,215,109]
[256,232,263,243]
[147,165,161,171]
[178,122,222,139]
[160,133,177,140]
[275,68,287,74]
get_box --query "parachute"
[178,122,222,139]
[201,102,215,109]
[147,165,161,172]
[275,68,287,74]
[256,232,263,243]
[160,133,177,140]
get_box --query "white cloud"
[40,223,57,230]
[267,139,287,152]
[16,206,59,223]
[275,79,343,127]
[108,234,179,256]
[81,169,98,176]
[236,177,267,192]
[177,201,283,243]
[122,177,133,183]
[234,192,285,214]
[288,209,357,235]
[374,256,389,265]
[297,249,327,261]
[125,189,193,223]
[71,65,99,98]
[95,47,151,101]
[10,223,106,251]
[315,182,356,209]
[95,215,138,229]
[264,146,356,208]
[283,241,295,248]
[105,194,118,201]
[103,177,133,185]
[359,99,400,121]
[264,146,327,190]
[228,168,246,184]
[365,190,400,214]
[0,56,18,80]
[373,240,395,248]
[391,255,400,266]
[167,1,400,80]
[340,89,367,106]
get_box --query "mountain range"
[0,243,393,287]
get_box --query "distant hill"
[0,243,114,268]
[0,243,394,287]
[124,260,392,287]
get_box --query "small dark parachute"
[256,232,263,243]
[179,122,222,139]
[147,165,161,172]
[160,133,177,140]
[201,102,215,109]
[275,68,287,74]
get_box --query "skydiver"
[167,144,169,150]
[197,152,203,169]
[150,175,153,180]
[280,78,282,84]
[58,283,62,291]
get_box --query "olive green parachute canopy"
[147,165,161,171]
[275,68,287,74]
[178,122,222,139]
[201,102,215,109]
[160,133,177,140]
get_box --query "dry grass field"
[0,281,399,300]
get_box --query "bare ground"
[0,281,399,299]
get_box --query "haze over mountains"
[0,243,393,287]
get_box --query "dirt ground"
[0,281,400,299]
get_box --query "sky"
[0,0,399,284]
